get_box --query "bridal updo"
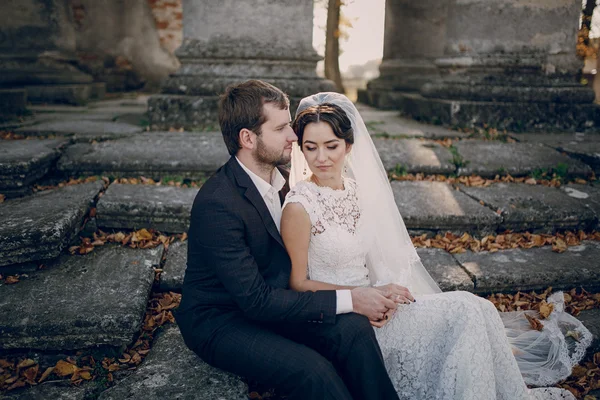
[292,103,354,146]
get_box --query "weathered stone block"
[25,83,102,106]
[397,92,600,133]
[561,184,600,227]
[576,308,600,356]
[96,184,198,233]
[515,132,600,175]
[16,120,143,142]
[391,181,501,235]
[454,242,600,294]
[0,138,67,198]
[416,248,474,292]
[0,181,103,267]
[0,245,162,351]
[0,382,88,400]
[160,241,187,292]
[459,183,597,233]
[374,138,455,174]
[98,325,247,400]
[453,140,592,178]
[57,132,229,179]
[358,104,465,139]
[0,89,27,119]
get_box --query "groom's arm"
[191,197,337,324]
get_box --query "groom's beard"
[254,135,291,167]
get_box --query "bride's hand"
[375,284,415,304]
[370,308,395,328]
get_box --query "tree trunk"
[325,0,345,92]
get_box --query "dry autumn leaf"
[38,366,54,383]
[525,313,543,331]
[538,301,554,319]
[54,360,77,377]
[4,275,19,284]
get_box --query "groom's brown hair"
[219,80,290,156]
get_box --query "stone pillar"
[0,0,104,105]
[399,0,599,132]
[148,0,336,130]
[358,0,451,109]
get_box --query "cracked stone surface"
[374,138,455,174]
[417,248,474,292]
[514,132,600,174]
[453,242,600,294]
[0,181,104,267]
[0,245,162,351]
[454,140,592,178]
[98,325,247,400]
[96,183,198,233]
[391,181,501,235]
[160,240,187,292]
[15,120,143,142]
[459,182,597,233]
[0,138,67,198]
[57,132,228,179]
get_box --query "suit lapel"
[227,157,285,248]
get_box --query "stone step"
[24,82,105,106]
[356,103,467,139]
[0,138,68,198]
[1,383,88,400]
[561,183,600,229]
[0,245,162,351]
[97,324,247,400]
[514,132,600,175]
[0,181,103,267]
[373,138,455,174]
[392,180,501,235]
[15,120,143,142]
[453,241,600,294]
[96,183,199,233]
[453,140,592,178]
[57,132,228,179]
[458,182,597,233]
[417,248,474,292]
[159,240,187,292]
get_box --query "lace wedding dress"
[283,177,589,400]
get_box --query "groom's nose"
[286,127,298,142]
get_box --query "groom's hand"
[375,284,415,304]
[350,287,397,321]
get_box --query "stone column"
[359,0,451,109]
[400,0,599,132]
[0,0,104,105]
[148,0,336,130]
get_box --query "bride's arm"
[281,203,356,292]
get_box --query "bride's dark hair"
[292,103,354,146]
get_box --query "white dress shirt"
[235,157,353,314]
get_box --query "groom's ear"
[239,128,256,150]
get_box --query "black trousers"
[196,313,399,400]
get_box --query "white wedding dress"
[283,177,588,400]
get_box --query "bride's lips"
[316,165,332,170]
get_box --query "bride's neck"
[310,174,344,190]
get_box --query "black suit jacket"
[176,156,337,353]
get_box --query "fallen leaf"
[538,301,554,319]
[0,194,5,203]
[38,367,54,383]
[22,365,39,384]
[525,313,543,331]
[4,275,19,284]
[54,360,77,377]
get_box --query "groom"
[176,80,403,400]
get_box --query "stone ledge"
[453,242,600,294]
[458,182,597,233]
[397,92,600,133]
[391,181,501,235]
[16,120,143,142]
[96,184,199,233]
[57,132,228,179]
[0,245,162,351]
[454,140,592,178]
[417,248,474,292]
[160,241,187,292]
[98,324,247,400]
[374,138,455,174]
[0,181,104,267]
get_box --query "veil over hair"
[290,92,441,295]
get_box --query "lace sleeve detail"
[283,182,324,234]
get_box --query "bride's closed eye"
[304,145,339,151]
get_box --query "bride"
[280,92,591,399]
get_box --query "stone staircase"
[2,97,600,398]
